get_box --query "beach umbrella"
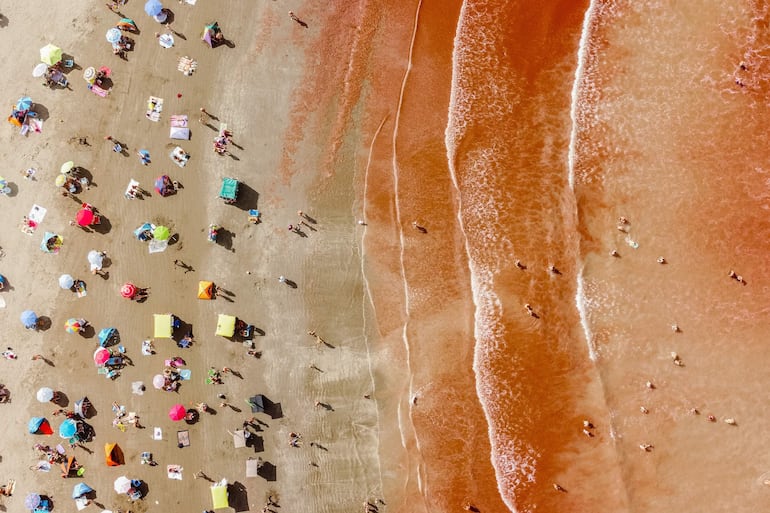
[71,482,93,499]
[60,418,78,439]
[61,161,75,174]
[144,0,163,16]
[120,283,137,299]
[36,387,54,403]
[40,44,62,65]
[87,250,104,271]
[93,347,110,366]
[169,404,186,421]
[64,318,84,334]
[153,225,170,241]
[59,274,75,289]
[83,66,96,84]
[16,96,32,111]
[55,174,68,187]
[33,63,48,77]
[76,208,95,227]
[21,310,38,329]
[106,28,122,44]
[114,476,132,494]
[152,374,165,389]
[24,493,41,510]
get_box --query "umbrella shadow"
[3,182,18,197]
[246,434,264,452]
[216,227,235,252]
[161,9,175,25]
[79,325,95,339]
[53,391,69,407]
[33,103,50,121]
[92,216,112,235]
[36,316,52,331]
[233,182,259,211]
[228,481,249,511]
[0,14,8,28]
[257,462,277,482]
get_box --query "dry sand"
[0,2,393,513]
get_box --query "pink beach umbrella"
[93,347,110,366]
[76,208,95,227]
[120,283,137,299]
[152,374,166,389]
[168,404,185,421]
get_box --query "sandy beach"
[0,2,394,512]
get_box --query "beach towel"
[179,369,192,380]
[169,126,190,140]
[177,56,197,75]
[28,204,47,231]
[125,179,140,199]
[159,34,174,49]
[75,281,87,297]
[169,146,190,167]
[232,430,246,449]
[167,464,183,480]
[177,430,190,447]
[185,0,197,4]
[89,84,110,97]
[170,114,188,127]
[153,427,163,440]
[75,497,89,510]
[27,118,43,134]
[145,96,163,122]
[246,458,260,477]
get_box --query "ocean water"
[443,0,770,512]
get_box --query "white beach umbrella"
[59,274,75,289]
[33,63,48,78]
[87,250,104,271]
[113,476,132,494]
[36,387,54,402]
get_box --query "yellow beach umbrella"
[60,161,75,174]
[55,174,67,187]
[40,44,62,66]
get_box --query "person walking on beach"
[288,11,308,27]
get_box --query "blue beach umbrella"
[71,482,93,499]
[20,310,37,329]
[106,28,122,44]
[59,418,78,439]
[144,0,162,16]
[16,96,32,111]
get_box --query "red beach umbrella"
[76,208,95,226]
[120,283,137,299]
[168,404,186,422]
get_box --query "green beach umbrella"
[153,225,170,241]
[40,44,62,66]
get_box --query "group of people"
[212,128,233,155]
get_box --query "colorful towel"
[170,115,188,127]
[146,96,163,122]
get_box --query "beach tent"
[154,314,172,338]
[28,417,53,435]
[210,479,229,510]
[134,222,155,241]
[74,397,91,418]
[71,482,93,499]
[104,443,123,466]
[198,281,214,300]
[201,22,221,48]
[41,232,63,253]
[215,314,236,337]
[98,327,118,347]
[248,394,265,414]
